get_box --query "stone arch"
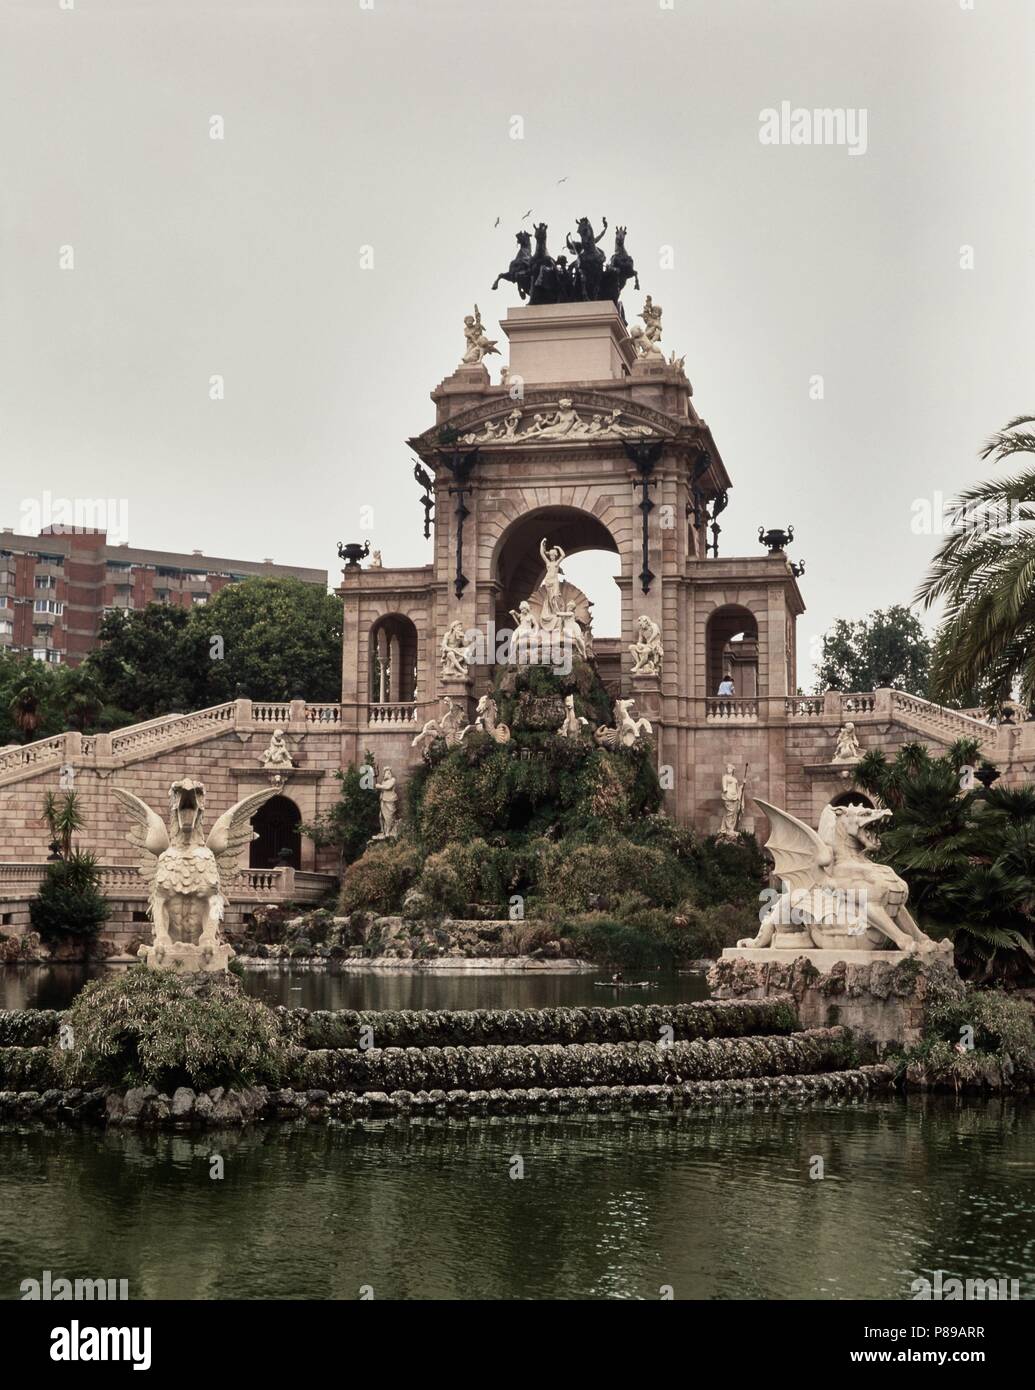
[829,790,874,809]
[369,613,419,703]
[489,503,623,631]
[706,603,760,697]
[250,794,301,869]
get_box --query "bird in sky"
[557,176,569,184]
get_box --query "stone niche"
[708,954,963,1054]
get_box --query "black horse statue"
[600,225,639,300]
[492,230,533,299]
[527,223,577,304]
[566,216,609,300]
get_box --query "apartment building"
[0,527,327,666]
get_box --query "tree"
[41,790,86,860]
[919,415,1035,711]
[84,577,344,717]
[84,604,199,721]
[188,577,342,703]
[854,742,1035,985]
[812,605,931,695]
[299,755,381,870]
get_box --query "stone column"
[389,633,401,702]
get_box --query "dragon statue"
[737,798,952,957]
[112,778,280,972]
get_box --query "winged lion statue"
[737,798,952,957]
[112,778,280,972]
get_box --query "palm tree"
[41,790,86,861]
[918,415,1035,711]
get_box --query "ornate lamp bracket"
[413,461,435,540]
[624,439,663,594]
[438,428,480,600]
[706,491,729,558]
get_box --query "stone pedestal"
[501,302,636,385]
[138,940,234,974]
[710,952,962,1052]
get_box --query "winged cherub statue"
[112,778,281,972]
[737,797,952,956]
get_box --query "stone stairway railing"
[0,698,346,788]
[783,688,997,746]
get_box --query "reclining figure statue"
[737,798,952,957]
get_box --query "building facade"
[0,527,327,666]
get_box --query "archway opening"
[250,795,302,869]
[829,791,874,809]
[492,506,621,636]
[370,614,418,704]
[707,605,759,697]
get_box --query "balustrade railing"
[368,702,419,726]
[705,697,759,723]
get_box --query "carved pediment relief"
[412,389,680,452]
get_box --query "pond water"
[1,1097,1032,1300]
[0,964,710,1013]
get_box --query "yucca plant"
[918,416,1035,710]
[40,789,85,861]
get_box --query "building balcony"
[705,697,759,723]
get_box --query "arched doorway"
[250,795,302,869]
[369,614,419,704]
[829,790,874,809]
[706,605,759,697]
[492,506,621,632]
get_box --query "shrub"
[29,851,110,941]
[56,967,291,1091]
[338,839,421,914]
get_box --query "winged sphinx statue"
[737,798,952,957]
[112,778,280,972]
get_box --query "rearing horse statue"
[492,230,534,299]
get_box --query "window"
[0,620,12,636]
[34,575,56,589]
[192,594,207,605]
[33,599,64,614]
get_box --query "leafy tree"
[187,577,342,703]
[812,605,931,695]
[29,851,111,942]
[854,742,1035,984]
[84,604,199,720]
[919,415,1035,710]
[83,577,343,719]
[299,754,381,869]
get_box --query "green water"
[0,964,709,1012]
[2,1098,1033,1300]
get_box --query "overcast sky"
[2,0,1032,683]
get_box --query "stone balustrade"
[368,701,419,726]
[0,862,335,904]
[0,699,349,787]
[705,697,759,723]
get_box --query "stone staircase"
[0,999,895,1125]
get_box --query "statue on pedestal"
[735,798,953,956]
[440,621,472,679]
[833,722,862,763]
[112,779,279,973]
[716,763,746,840]
[630,615,664,676]
[461,305,499,365]
[373,766,399,839]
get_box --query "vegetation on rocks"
[336,660,766,964]
[900,975,1035,1092]
[55,967,293,1092]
